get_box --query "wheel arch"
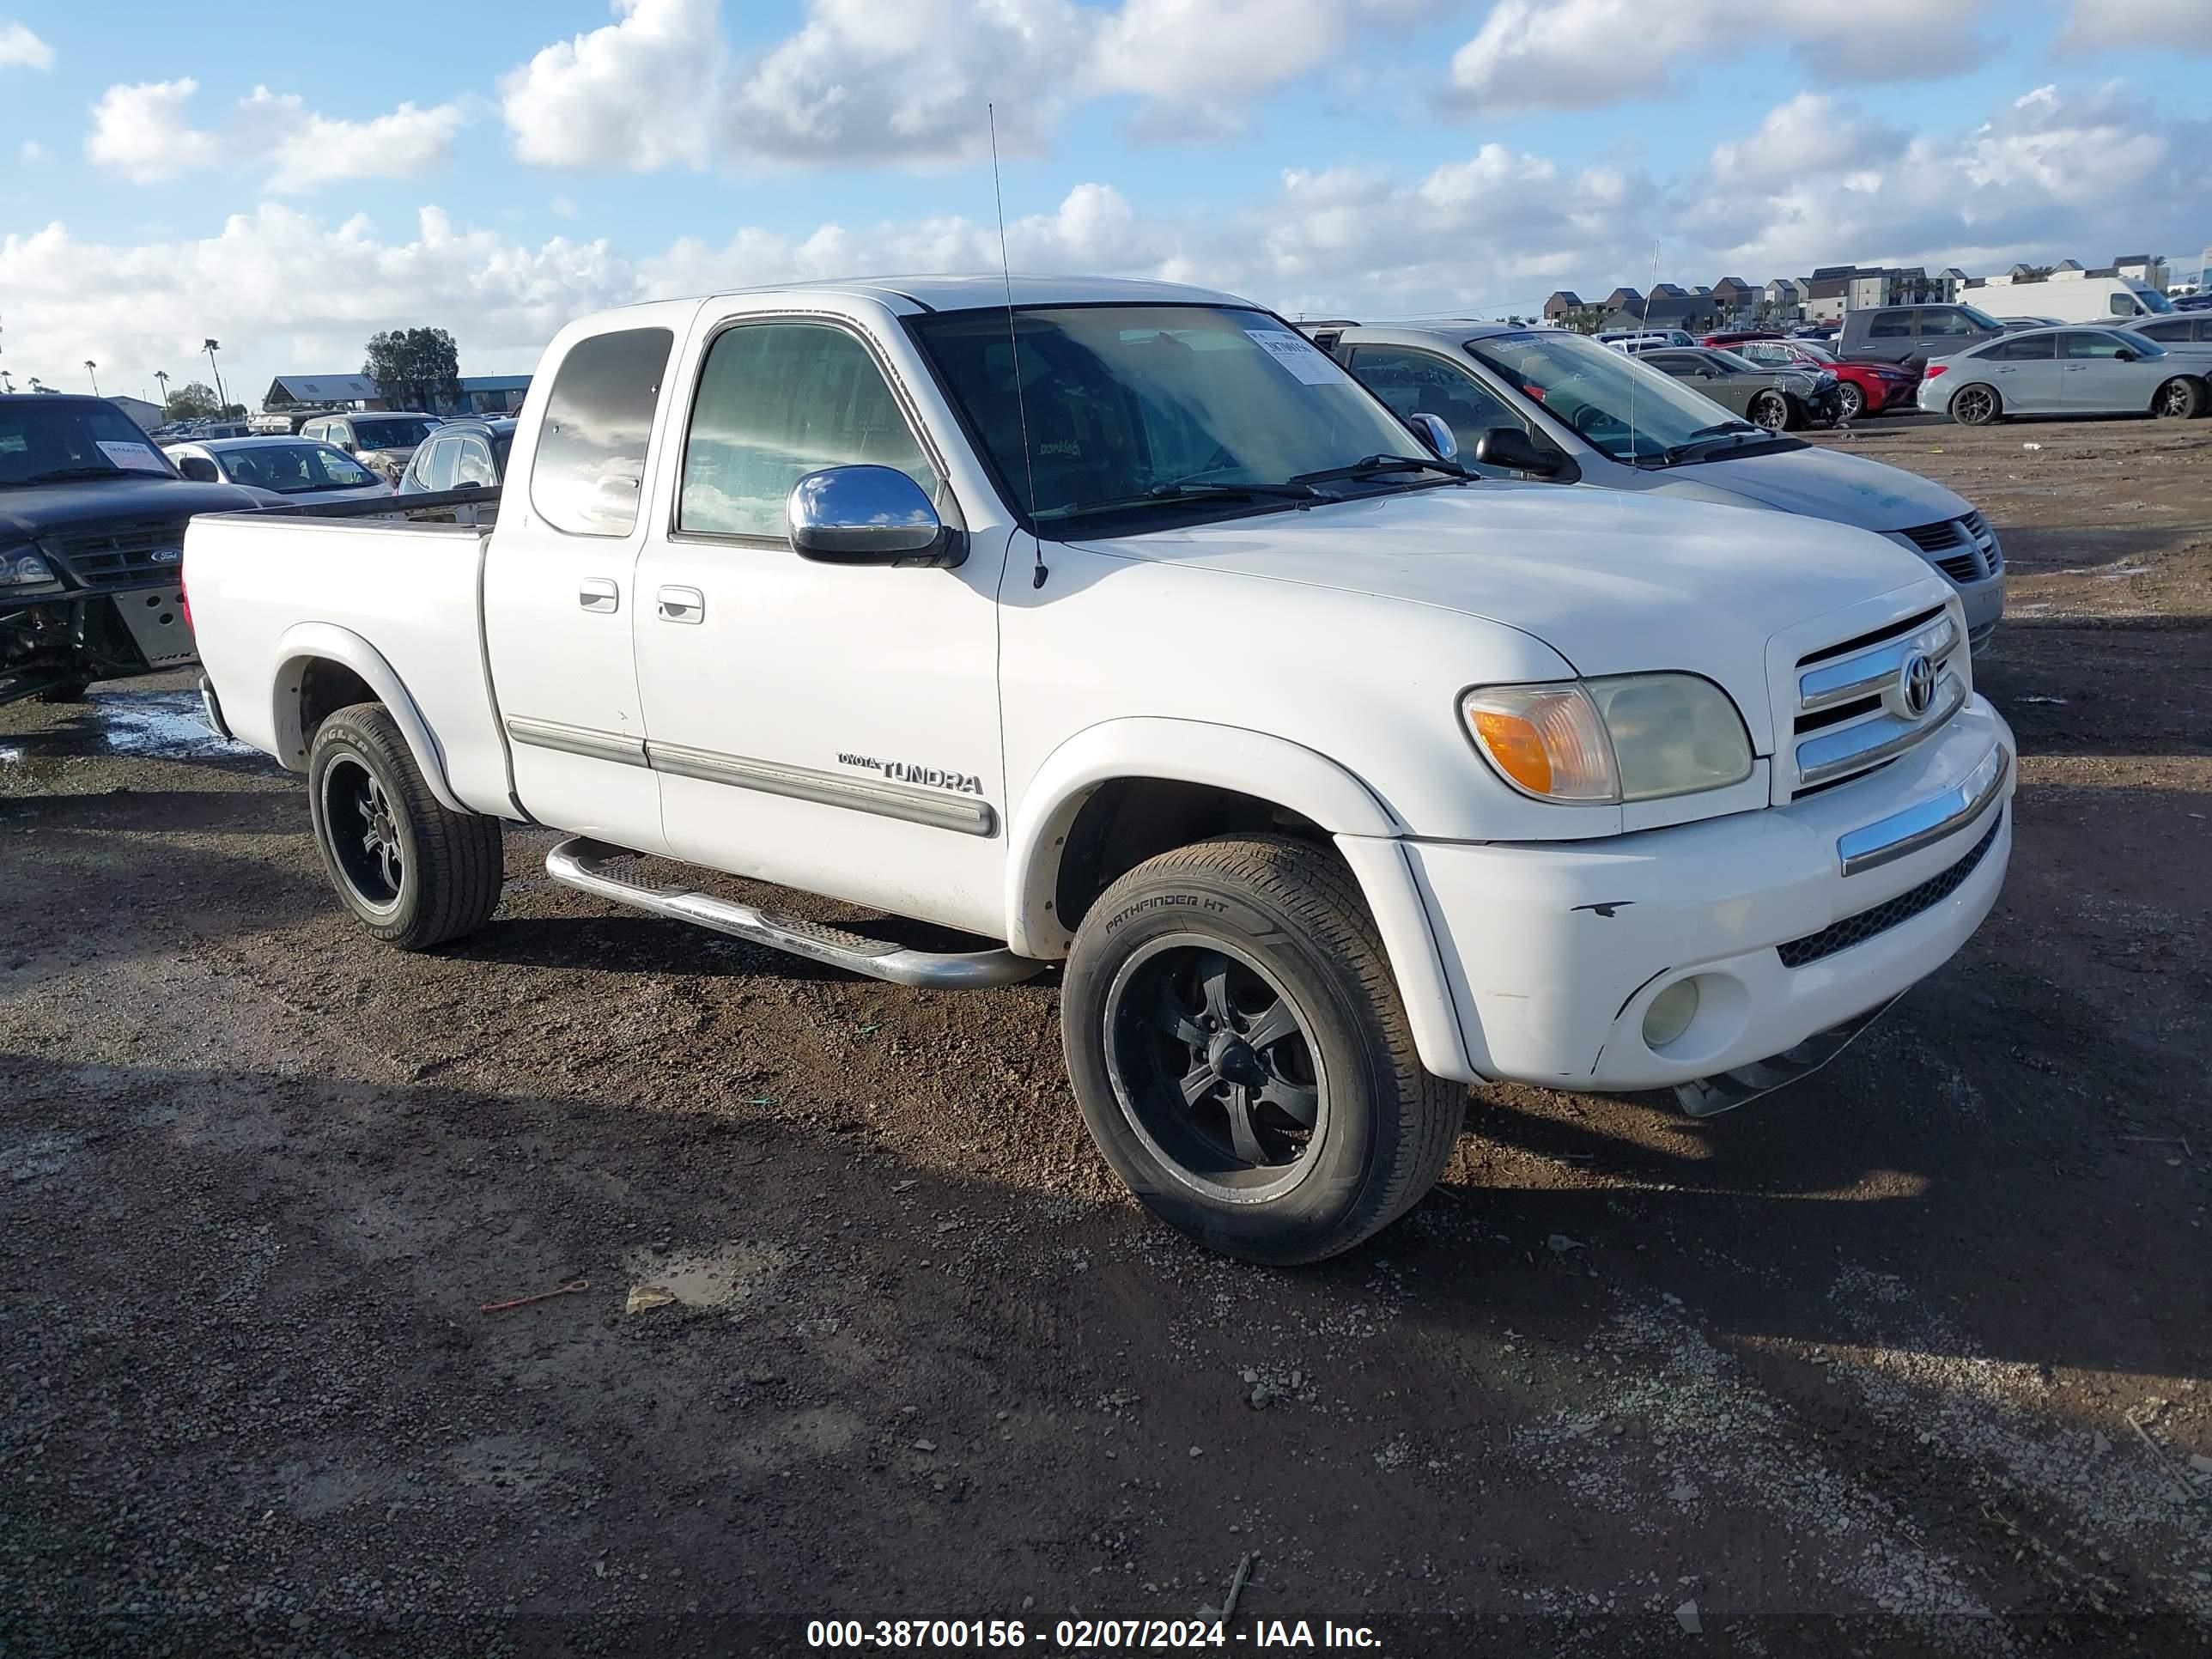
[269,622,468,814]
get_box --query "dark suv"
[1838,303,2008,369]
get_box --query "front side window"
[908,304,1430,531]
[2140,319,2190,342]
[1346,345,1528,463]
[532,325,673,536]
[2109,295,2138,318]
[1918,310,1976,337]
[679,323,939,538]
[1869,312,1911,338]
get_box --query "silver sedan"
[1919,325,2209,424]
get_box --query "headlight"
[0,548,59,589]
[1462,673,1753,804]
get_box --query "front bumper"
[1395,697,2014,1094]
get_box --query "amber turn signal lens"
[1472,710,1553,795]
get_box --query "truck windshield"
[0,399,176,486]
[1466,331,1785,466]
[908,305,1444,529]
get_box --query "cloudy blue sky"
[1,0,2206,405]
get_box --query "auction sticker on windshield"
[1245,329,1348,386]
[97,440,169,473]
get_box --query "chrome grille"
[41,520,190,589]
[1786,605,1965,797]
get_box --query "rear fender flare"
[269,622,467,814]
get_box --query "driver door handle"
[658,586,704,624]
[579,578,619,613]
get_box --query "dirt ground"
[3,414,2208,1657]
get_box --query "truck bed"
[184,496,516,817]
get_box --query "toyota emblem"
[1898,650,1936,719]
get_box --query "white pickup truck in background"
[185,276,2015,1264]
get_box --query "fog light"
[1643,979,1700,1048]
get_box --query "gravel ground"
[3,414,2209,1656]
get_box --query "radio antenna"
[988,104,1047,591]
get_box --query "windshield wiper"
[1289,453,1472,484]
[14,465,133,485]
[1657,423,1770,465]
[1146,478,1327,502]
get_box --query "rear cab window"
[531,326,676,537]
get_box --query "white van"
[1976,271,2176,325]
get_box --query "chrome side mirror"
[1409,411,1458,461]
[787,465,963,568]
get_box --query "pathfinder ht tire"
[307,702,502,950]
[1061,836,1463,1265]
[33,680,91,705]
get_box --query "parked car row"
[1308,319,2002,644]
[1918,325,2211,424]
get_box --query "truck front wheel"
[307,702,503,950]
[1061,836,1463,1265]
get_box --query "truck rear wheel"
[307,702,503,950]
[1061,836,1462,1265]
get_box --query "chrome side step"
[543,837,1045,990]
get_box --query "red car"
[1717,337,1921,421]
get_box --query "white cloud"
[240,88,465,194]
[87,80,462,191]
[87,80,220,183]
[1710,94,1906,185]
[726,0,1089,167]
[15,82,2206,401]
[0,20,52,69]
[1444,0,1994,114]
[500,0,724,170]
[19,137,44,163]
[2063,0,2212,52]
[502,0,1437,171]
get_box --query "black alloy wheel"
[322,756,404,912]
[1951,384,2001,426]
[1750,391,1790,430]
[1103,938,1327,1200]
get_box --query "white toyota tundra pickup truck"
[185,275,2014,1264]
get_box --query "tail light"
[1923,364,1948,380]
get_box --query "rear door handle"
[658,586,704,624]
[579,578,619,613]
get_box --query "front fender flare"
[1002,720,1484,1083]
[269,621,468,814]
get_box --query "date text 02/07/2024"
[803,1618,1386,1650]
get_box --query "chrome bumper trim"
[1836,742,2009,877]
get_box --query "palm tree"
[0,370,13,394]
[155,368,170,413]
[85,360,99,395]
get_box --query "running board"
[543,837,1044,990]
